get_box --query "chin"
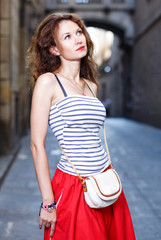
[79,51,87,58]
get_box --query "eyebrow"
[62,32,70,36]
[62,27,81,37]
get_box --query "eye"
[64,34,70,40]
[77,29,83,35]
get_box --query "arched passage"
[82,18,132,117]
[84,18,125,45]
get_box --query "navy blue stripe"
[62,118,103,123]
[62,113,105,118]
[62,108,105,114]
[64,149,103,154]
[63,134,98,137]
[50,123,64,131]
[49,118,64,125]
[69,162,106,168]
[63,156,107,162]
[63,146,101,150]
[59,104,105,111]
[57,98,101,108]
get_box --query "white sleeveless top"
[48,75,109,176]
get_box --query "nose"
[74,35,82,45]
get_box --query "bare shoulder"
[33,72,59,100]
[85,79,98,96]
[35,72,56,89]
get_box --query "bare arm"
[30,73,56,236]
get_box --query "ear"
[49,46,60,56]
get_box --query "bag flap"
[91,169,121,197]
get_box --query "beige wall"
[0,0,12,154]
[0,0,45,156]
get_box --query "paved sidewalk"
[0,118,161,240]
[0,144,20,188]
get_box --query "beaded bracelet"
[39,201,56,215]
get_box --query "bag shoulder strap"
[102,123,113,167]
[57,141,87,191]
[58,141,82,180]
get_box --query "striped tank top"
[48,75,109,176]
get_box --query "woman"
[28,12,135,240]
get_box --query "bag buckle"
[80,179,87,192]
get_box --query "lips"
[76,46,85,51]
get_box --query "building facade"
[1,0,161,159]
[0,0,45,156]
[130,0,161,128]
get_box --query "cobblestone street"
[0,118,161,240]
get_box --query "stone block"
[0,63,10,79]
[0,37,10,62]
[0,80,11,104]
[0,104,10,122]
[0,20,10,36]
[0,0,10,18]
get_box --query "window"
[75,0,101,3]
[75,0,89,3]
[57,0,69,3]
[113,0,124,3]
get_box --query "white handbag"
[58,124,122,208]
[83,168,121,208]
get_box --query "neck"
[56,60,81,83]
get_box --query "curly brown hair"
[27,12,98,88]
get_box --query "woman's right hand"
[39,208,57,237]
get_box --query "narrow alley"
[0,118,161,240]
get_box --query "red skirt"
[44,168,135,240]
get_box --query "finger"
[39,218,43,230]
[50,223,56,237]
[45,223,51,229]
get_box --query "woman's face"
[53,20,87,61]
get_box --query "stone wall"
[98,35,124,117]
[131,0,161,127]
[0,0,13,154]
[0,0,45,156]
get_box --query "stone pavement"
[0,118,161,240]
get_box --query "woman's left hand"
[39,208,57,237]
